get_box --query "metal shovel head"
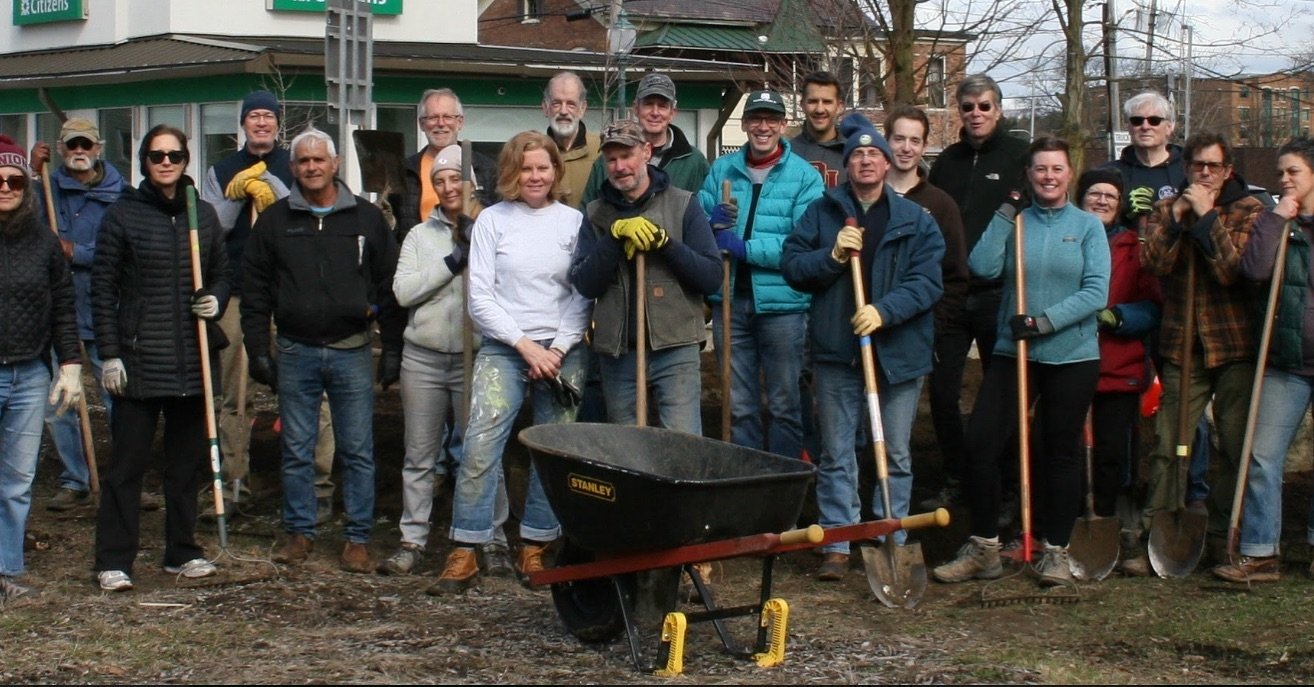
[1068,515,1120,581]
[1147,508,1207,579]
[862,541,928,609]
[351,129,407,194]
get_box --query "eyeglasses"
[146,150,187,165]
[1129,115,1166,127]
[1083,190,1119,203]
[850,149,887,161]
[245,112,277,122]
[64,137,96,151]
[1189,160,1227,173]
[0,174,28,192]
[960,101,994,113]
[744,114,785,126]
[420,113,462,125]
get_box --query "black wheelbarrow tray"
[519,423,950,676]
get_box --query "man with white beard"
[543,71,599,208]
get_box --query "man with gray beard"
[543,71,599,209]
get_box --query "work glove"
[611,217,664,251]
[444,241,467,273]
[831,225,863,263]
[244,178,276,213]
[248,354,278,391]
[714,230,746,261]
[1009,314,1054,341]
[224,161,268,200]
[49,363,83,416]
[851,304,882,336]
[191,288,220,320]
[378,349,402,391]
[102,358,127,397]
[995,190,1028,223]
[1127,186,1155,216]
[545,373,582,409]
[708,201,739,232]
[1096,307,1122,331]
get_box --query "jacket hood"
[1176,172,1252,207]
[130,174,197,216]
[957,125,1022,153]
[1117,142,1184,170]
[289,178,358,214]
[794,127,845,150]
[598,165,672,210]
[55,160,125,199]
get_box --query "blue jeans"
[813,360,923,552]
[276,336,375,543]
[711,295,805,459]
[1240,368,1314,556]
[44,341,111,492]
[1,359,51,576]
[450,340,583,545]
[596,343,701,434]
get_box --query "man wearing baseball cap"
[781,112,944,580]
[30,118,125,511]
[579,73,710,206]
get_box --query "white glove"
[102,358,127,396]
[49,363,83,416]
[191,293,220,319]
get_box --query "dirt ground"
[6,351,1314,684]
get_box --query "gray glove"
[102,358,127,396]
[49,363,83,416]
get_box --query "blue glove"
[709,202,738,232]
[715,230,746,261]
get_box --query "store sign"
[269,0,402,15]
[13,0,87,26]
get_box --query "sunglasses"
[1189,160,1227,173]
[146,150,187,165]
[960,101,994,113]
[0,174,28,192]
[64,137,96,151]
[1129,115,1166,127]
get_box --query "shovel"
[1148,247,1207,578]
[845,219,927,609]
[719,180,733,442]
[1068,407,1119,581]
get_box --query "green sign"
[269,0,402,15]
[13,0,87,26]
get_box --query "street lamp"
[608,9,636,119]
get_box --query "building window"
[522,0,544,22]
[839,56,882,109]
[1240,106,1250,120]
[98,108,133,183]
[926,55,946,109]
[0,115,26,150]
[1239,86,1249,98]
[1304,109,1310,122]
[200,103,239,179]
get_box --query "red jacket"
[1098,226,1162,393]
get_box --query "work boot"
[426,547,478,595]
[478,542,514,577]
[0,575,34,601]
[274,534,314,565]
[1037,544,1074,587]
[340,542,376,574]
[516,541,552,587]
[817,552,849,581]
[1211,555,1280,583]
[932,536,1003,583]
[46,488,91,512]
[1118,533,1151,577]
[378,544,423,575]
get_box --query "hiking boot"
[479,543,514,577]
[1211,555,1280,583]
[46,488,91,512]
[274,534,314,565]
[140,491,162,512]
[316,497,333,526]
[1037,545,1074,587]
[817,552,849,581]
[0,575,33,601]
[933,536,1003,583]
[378,545,423,575]
[516,541,552,587]
[97,570,133,592]
[164,558,218,579]
[426,547,478,595]
[340,542,376,574]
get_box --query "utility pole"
[1104,0,1121,160]
[1143,0,1158,73]
[1182,23,1192,139]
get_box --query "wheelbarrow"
[520,423,950,675]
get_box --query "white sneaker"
[97,570,133,592]
[164,558,217,579]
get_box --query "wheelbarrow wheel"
[551,541,632,643]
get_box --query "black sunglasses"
[146,150,187,165]
[0,174,28,192]
[960,101,994,113]
[64,137,96,151]
[1129,116,1166,127]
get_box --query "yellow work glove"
[611,216,662,251]
[224,161,268,200]
[831,225,863,263]
[851,304,882,336]
[245,178,276,213]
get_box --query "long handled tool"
[39,164,99,494]
[1013,209,1035,566]
[1148,247,1207,578]
[186,186,228,551]
[1225,219,1292,571]
[635,251,648,428]
[719,180,732,442]
[1068,407,1119,580]
[460,139,478,429]
[844,219,927,608]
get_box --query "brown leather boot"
[426,547,478,595]
[274,534,313,565]
[516,541,552,587]
[340,542,376,574]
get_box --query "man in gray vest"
[569,119,721,433]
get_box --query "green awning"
[637,24,820,54]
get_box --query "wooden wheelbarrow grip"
[778,524,824,546]
[902,508,951,531]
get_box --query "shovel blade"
[1068,516,1120,581]
[1147,508,1207,579]
[862,542,928,609]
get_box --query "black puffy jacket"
[0,209,79,368]
[92,178,230,398]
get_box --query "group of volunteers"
[2,64,1311,604]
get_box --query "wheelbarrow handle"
[901,508,951,531]
[778,524,824,546]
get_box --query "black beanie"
[1076,167,1125,204]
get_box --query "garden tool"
[719,179,733,442]
[1068,407,1119,581]
[186,186,228,552]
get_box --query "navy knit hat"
[1076,167,1125,205]
[241,90,280,123]
[839,112,893,166]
